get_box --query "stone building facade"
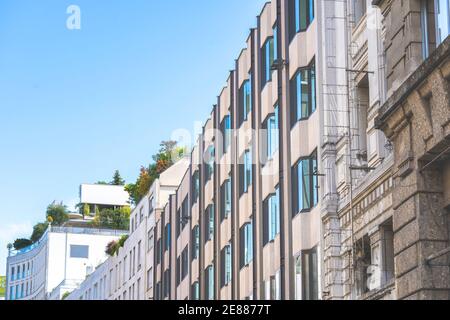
[376,36,450,299]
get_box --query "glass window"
[181,246,189,280]
[239,77,252,126]
[244,150,252,193]
[262,37,275,86]
[290,60,316,126]
[164,223,171,251]
[205,146,215,182]
[191,282,200,300]
[221,244,232,287]
[353,0,367,25]
[221,178,232,221]
[292,151,318,216]
[264,187,281,245]
[240,222,253,268]
[205,265,214,300]
[435,0,450,44]
[205,205,214,242]
[273,23,278,62]
[225,245,232,285]
[222,115,231,153]
[266,105,279,159]
[181,196,189,231]
[70,245,89,259]
[289,0,315,40]
[302,248,319,300]
[191,225,200,260]
[192,170,200,203]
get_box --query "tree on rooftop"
[13,238,32,250]
[30,222,49,243]
[46,201,69,226]
[125,140,186,205]
[111,170,125,186]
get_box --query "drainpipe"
[275,0,287,300]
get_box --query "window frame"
[290,59,316,127]
[292,150,319,216]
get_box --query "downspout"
[250,27,259,300]
[275,0,288,300]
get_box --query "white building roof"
[79,184,129,207]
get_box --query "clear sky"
[0,0,267,274]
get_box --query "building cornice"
[375,37,450,129]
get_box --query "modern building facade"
[60,0,449,301]
[5,225,126,300]
[66,158,190,300]
[153,0,449,301]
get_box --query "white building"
[79,183,130,216]
[67,157,190,300]
[5,226,127,300]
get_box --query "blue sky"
[0,0,267,274]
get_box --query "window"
[240,222,253,268]
[164,223,171,251]
[261,37,275,86]
[192,171,200,204]
[289,0,315,40]
[353,0,367,26]
[292,151,318,216]
[155,282,161,300]
[156,239,162,264]
[181,246,189,281]
[147,268,153,291]
[221,244,232,287]
[132,247,136,275]
[139,207,144,224]
[263,186,280,245]
[220,178,232,221]
[123,256,127,285]
[302,248,319,300]
[222,115,232,153]
[435,0,450,45]
[148,229,154,252]
[137,241,142,270]
[163,269,170,298]
[176,256,181,286]
[205,205,214,242]
[11,267,15,281]
[181,196,189,232]
[191,282,200,300]
[240,150,252,196]
[421,0,433,58]
[265,104,279,160]
[265,271,281,300]
[176,209,181,238]
[149,196,154,214]
[204,145,215,182]
[354,236,371,296]
[239,77,252,126]
[191,225,200,261]
[290,60,316,126]
[205,265,214,300]
[70,245,89,259]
